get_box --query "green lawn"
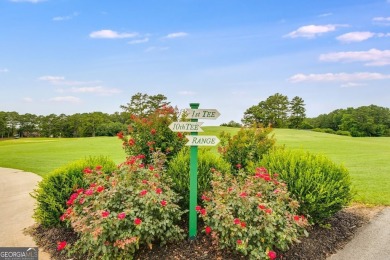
[0,127,389,205]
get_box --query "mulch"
[25,206,380,260]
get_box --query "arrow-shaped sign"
[185,135,220,146]
[169,122,204,132]
[185,109,221,120]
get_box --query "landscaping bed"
[26,205,382,260]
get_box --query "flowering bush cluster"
[198,167,308,259]
[61,152,184,259]
[218,125,275,173]
[118,105,187,164]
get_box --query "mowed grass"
[0,127,389,205]
[0,137,126,176]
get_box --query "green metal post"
[189,102,199,240]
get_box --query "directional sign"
[169,122,204,132]
[185,135,220,146]
[185,109,221,120]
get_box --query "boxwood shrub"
[167,147,231,209]
[259,148,353,224]
[31,156,117,227]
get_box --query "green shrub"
[312,128,336,134]
[31,156,116,227]
[118,106,187,164]
[218,125,275,173]
[336,130,351,136]
[167,147,231,209]
[62,152,184,259]
[259,148,352,223]
[199,168,308,259]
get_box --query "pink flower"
[102,211,110,218]
[195,205,202,212]
[57,241,67,251]
[59,214,66,221]
[205,226,212,234]
[90,183,97,188]
[273,189,280,194]
[79,197,85,204]
[117,212,126,220]
[236,239,242,245]
[84,189,94,196]
[200,209,206,216]
[201,194,210,201]
[66,198,75,206]
[96,186,104,193]
[234,218,241,225]
[151,129,157,135]
[149,166,154,171]
[268,250,277,260]
[76,188,84,194]
[139,190,148,196]
[142,180,148,184]
[236,164,242,169]
[155,188,163,194]
[256,192,262,197]
[134,218,142,225]
[160,200,167,207]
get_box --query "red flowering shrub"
[198,167,308,259]
[118,105,187,164]
[62,152,184,259]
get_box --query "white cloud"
[340,82,367,88]
[89,30,138,39]
[53,12,79,22]
[318,13,333,17]
[285,24,345,38]
[67,86,121,96]
[49,96,81,103]
[39,75,100,86]
[288,72,390,83]
[373,16,390,26]
[9,0,46,3]
[128,38,149,44]
[164,32,188,39]
[0,68,9,73]
[145,46,169,52]
[336,31,375,43]
[22,97,33,102]
[319,49,390,66]
[178,91,196,96]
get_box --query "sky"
[1,0,390,125]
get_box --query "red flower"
[116,131,124,139]
[236,239,242,245]
[83,167,93,174]
[138,163,145,168]
[258,204,266,210]
[66,198,75,206]
[236,164,242,169]
[96,186,104,193]
[268,250,277,260]
[128,138,135,146]
[139,190,148,196]
[195,205,202,212]
[102,211,110,218]
[294,215,300,222]
[234,218,241,225]
[240,222,246,228]
[79,197,85,204]
[134,218,142,225]
[155,188,162,194]
[256,192,262,197]
[151,129,157,135]
[160,200,167,207]
[95,165,103,171]
[177,132,183,139]
[149,166,154,171]
[76,188,84,194]
[266,208,273,214]
[200,209,207,216]
[117,212,126,220]
[59,214,66,221]
[201,194,210,201]
[90,183,97,188]
[239,192,247,198]
[57,241,67,251]
[142,179,148,184]
[205,226,212,234]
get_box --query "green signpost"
[170,103,220,239]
